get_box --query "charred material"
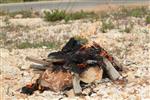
[22,37,122,95]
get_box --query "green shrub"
[3,16,11,26]
[16,41,60,49]
[121,7,148,18]
[129,7,147,17]
[0,0,45,3]
[44,10,98,22]
[44,10,66,22]
[0,0,23,3]
[146,15,150,24]
[123,22,134,33]
[109,6,148,20]
[0,32,6,40]
[124,26,132,33]
[101,19,114,33]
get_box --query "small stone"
[106,82,111,86]
[128,95,136,100]
[80,66,103,83]
[15,14,23,18]
[85,96,90,100]
[22,71,29,76]
[90,93,97,97]
[65,89,75,97]
[82,88,91,95]
[121,92,128,99]
[21,65,30,70]
[42,46,47,49]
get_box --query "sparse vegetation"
[0,10,39,18]
[124,24,133,33]
[0,6,149,49]
[0,0,49,3]
[44,10,98,22]
[102,6,149,20]
[99,6,149,32]
[3,16,11,26]
[100,19,114,33]
[123,7,148,18]
[0,0,23,3]
[146,15,150,24]
[9,10,33,18]
[2,16,14,31]
[44,10,66,22]
[0,10,7,16]
[2,23,30,32]
[16,41,61,49]
[0,32,6,41]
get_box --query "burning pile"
[22,37,123,95]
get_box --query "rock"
[90,93,97,97]
[80,66,103,83]
[39,68,72,92]
[15,14,23,18]
[20,65,30,70]
[121,92,129,99]
[21,71,30,76]
[65,89,76,97]
[82,88,91,95]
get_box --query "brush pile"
[22,37,123,95]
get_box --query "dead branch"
[30,64,48,70]
[103,58,121,80]
[26,56,50,65]
[72,73,82,94]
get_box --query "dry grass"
[81,3,149,13]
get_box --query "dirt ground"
[0,6,150,100]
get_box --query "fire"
[77,63,87,68]
[26,83,33,89]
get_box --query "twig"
[72,73,82,95]
[103,58,121,80]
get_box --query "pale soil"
[0,13,150,100]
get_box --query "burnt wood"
[72,73,82,94]
[24,37,123,95]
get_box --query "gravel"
[0,14,150,99]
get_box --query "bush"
[109,6,149,20]
[121,7,148,18]
[124,26,132,33]
[44,10,66,22]
[122,22,134,33]
[146,15,150,24]
[44,9,98,22]
[101,19,114,33]
[16,41,60,49]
